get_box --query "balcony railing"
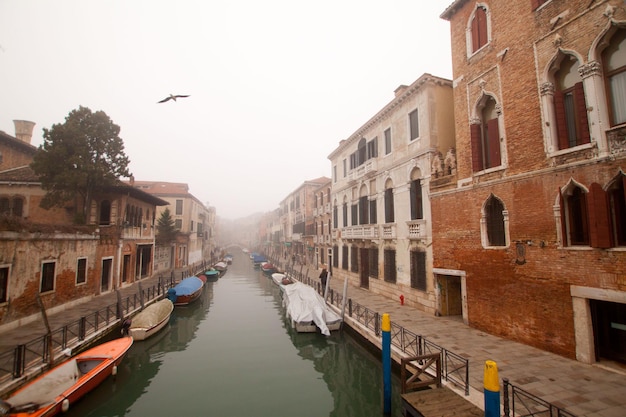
[407,219,427,240]
[349,159,378,182]
[342,225,379,240]
[381,223,396,239]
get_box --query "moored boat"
[0,337,133,417]
[281,281,342,336]
[252,254,267,268]
[260,262,277,276]
[166,276,204,306]
[200,269,220,282]
[128,299,174,341]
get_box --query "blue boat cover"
[172,276,203,296]
[252,255,267,263]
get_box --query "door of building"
[437,275,463,316]
[591,299,626,363]
[101,258,112,293]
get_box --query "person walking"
[319,266,328,290]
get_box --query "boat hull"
[2,337,133,417]
[128,299,174,341]
[167,276,204,306]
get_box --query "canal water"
[65,250,404,417]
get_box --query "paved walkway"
[1,264,625,416]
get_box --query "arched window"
[481,194,508,248]
[553,55,590,149]
[409,169,424,220]
[602,29,626,126]
[384,179,394,223]
[485,195,505,246]
[471,95,501,172]
[358,185,369,225]
[559,183,589,246]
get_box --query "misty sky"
[0,0,453,219]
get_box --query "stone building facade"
[130,181,216,268]
[436,0,626,363]
[328,73,455,314]
[0,122,168,329]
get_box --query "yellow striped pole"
[382,313,391,415]
[484,360,500,417]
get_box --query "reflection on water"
[65,250,403,417]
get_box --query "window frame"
[40,261,56,293]
[76,257,87,285]
[409,109,420,141]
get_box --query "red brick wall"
[435,0,626,358]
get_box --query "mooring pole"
[382,313,391,415]
[484,360,500,417]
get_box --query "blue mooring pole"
[382,313,391,415]
[484,360,500,417]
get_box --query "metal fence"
[287,264,471,395]
[503,378,578,417]
[0,273,177,389]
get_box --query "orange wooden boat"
[0,337,133,417]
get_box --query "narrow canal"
[65,250,404,417]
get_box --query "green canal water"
[65,251,404,417]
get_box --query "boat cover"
[172,276,203,296]
[281,281,342,336]
[252,255,267,263]
[131,299,173,328]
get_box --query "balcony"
[407,219,427,240]
[292,233,302,241]
[381,223,396,239]
[342,225,379,240]
[349,159,378,182]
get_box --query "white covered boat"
[129,299,174,341]
[281,281,342,336]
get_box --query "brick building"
[435,0,626,363]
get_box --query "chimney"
[13,120,36,144]
[394,85,408,98]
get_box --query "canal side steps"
[399,354,482,417]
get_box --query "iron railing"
[277,261,471,395]
[503,378,577,417]
[0,273,179,389]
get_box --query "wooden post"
[36,294,54,366]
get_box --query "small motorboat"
[0,337,133,417]
[260,262,277,276]
[200,269,220,282]
[167,276,204,306]
[128,299,174,341]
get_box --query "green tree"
[156,207,177,244]
[30,106,131,223]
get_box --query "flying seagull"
[158,94,190,103]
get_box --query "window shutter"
[554,90,569,150]
[471,12,480,52]
[588,183,612,248]
[487,117,501,167]
[477,7,487,49]
[574,82,591,145]
[559,188,568,245]
[470,123,483,171]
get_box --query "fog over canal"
[65,250,403,416]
